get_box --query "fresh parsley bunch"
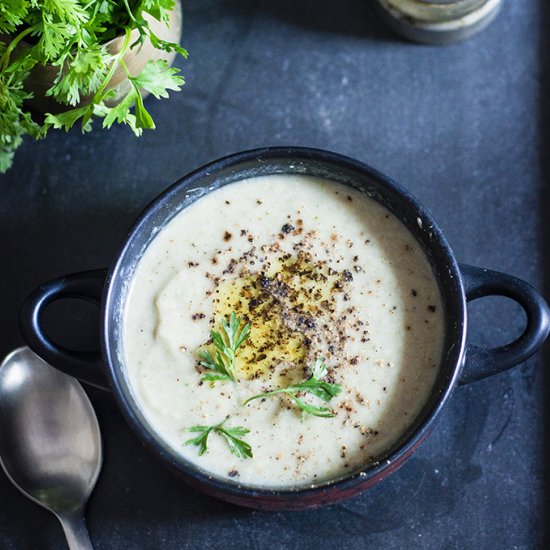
[0,0,187,173]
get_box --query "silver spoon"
[0,347,102,549]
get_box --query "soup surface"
[123,174,444,488]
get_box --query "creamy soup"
[123,174,444,488]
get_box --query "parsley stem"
[92,27,132,102]
[0,25,36,71]
[119,58,131,78]
[123,0,139,24]
[242,388,290,406]
[80,26,132,128]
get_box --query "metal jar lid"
[374,0,503,44]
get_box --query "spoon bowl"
[0,347,101,549]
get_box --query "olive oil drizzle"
[202,250,352,382]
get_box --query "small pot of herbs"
[0,0,188,173]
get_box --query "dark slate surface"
[0,1,548,548]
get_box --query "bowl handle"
[19,270,109,390]
[459,263,550,384]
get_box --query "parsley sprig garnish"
[184,418,253,459]
[199,312,250,383]
[243,359,342,418]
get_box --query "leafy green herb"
[198,312,251,383]
[0,0,187,172]
[184,418,253,459]
[243,359,342,419]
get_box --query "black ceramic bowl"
[19,147,550,510]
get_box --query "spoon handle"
[58,513,94,550]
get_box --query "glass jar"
[374,0,503,44]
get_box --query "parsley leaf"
[183,425,213,456]
[129,59,184,99]
[0,0,30,34]
[143,0,176,24]
[42,105,91,133]
[47,45,110,106]
[97,93,141,136]
[198,312,251,383]
[148,28,188,57]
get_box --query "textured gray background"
[0,1,548,548]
